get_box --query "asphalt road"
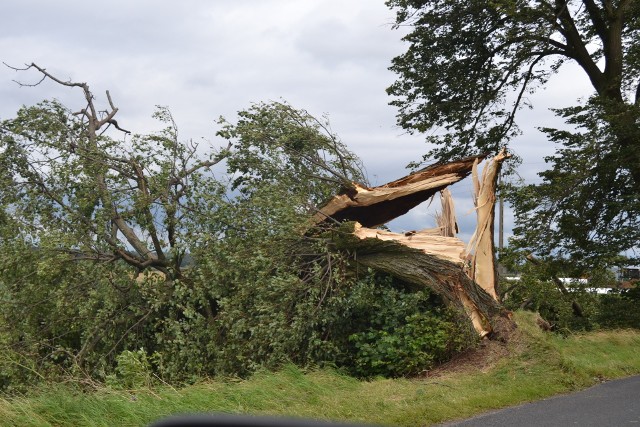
[442,375,640,426]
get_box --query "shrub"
[596,286,640,329]
[106,348,153,389]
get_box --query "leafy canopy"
[387,0,640,161]
[218,101,367,203]
[387,0,640,268]
[510,98,640,268]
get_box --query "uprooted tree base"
[313,151,516,341]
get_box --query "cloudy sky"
[0,1,594,242]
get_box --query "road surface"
[443,375,640,426]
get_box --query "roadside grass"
[2,311,640,427]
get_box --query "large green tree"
[386,0,640,267]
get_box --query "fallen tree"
[315,150,515,340]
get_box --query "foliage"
[0,234,151,390]
[509,98,640,268]
[387,0,639,161]
[217,100,368,204]
[194,225,471,379]
[386,0,640,269]
[0,68,473,391]
[2,314,640,427]
[348,298,472,377]
[0,82,229,387]
[0,97,226,278]
[502,278,598,333]
[500,248,640,332]
[191,101,470,379]
[106,348,154,389]
[596,286,640,329]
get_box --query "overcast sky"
[0,1,594,242]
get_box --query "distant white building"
[619,267,640,281]
[502,275,617,294]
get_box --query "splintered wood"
[465,149,512,302]
[436,188,458,237]
[317,151,512,338]
[313,155,486,228]
[352,224,466,265]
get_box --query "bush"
[500,262,640,332]
[0,99,477,390]
[0,240,479,388]
[349,310,471,377]
[195,238,475,379]
[596,286,640,329]
[106,348,153,389]
[502,277,600,332]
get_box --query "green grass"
[2,311,640,427]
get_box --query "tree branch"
[582,0,609,44]
[500,53,554,140]
[131,160,166,261]
[554,0,605,92]
[489,36,569,57]
[168,151,229,186]
[107,119,131,134]
[4,62,83,89]
[21,161,148,270]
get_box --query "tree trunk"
[332,222,513,338]
[313,154,487,227]
[317,151,516,340]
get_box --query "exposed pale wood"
[436,188,458,237]
[352,224,466,265]
[316,153,516,340]
[465,149,511,302]
[313,154,486,227]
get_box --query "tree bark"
[331,222,513,340]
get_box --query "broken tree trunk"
[313,154,486,227]
[333,222,501,337]
[465,149,512,302]
[315,152,515,340]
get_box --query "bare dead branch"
[5,62,84,88]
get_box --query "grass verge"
[2,311,640,427]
